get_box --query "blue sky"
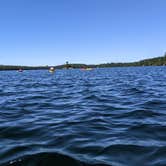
[0,0,166,66]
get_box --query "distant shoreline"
[1,55,166,70]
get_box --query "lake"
[0,67,166,166]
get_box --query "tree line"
[1,54,166,70]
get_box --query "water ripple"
[1,67,166,165]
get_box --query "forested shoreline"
[1,55,166,70]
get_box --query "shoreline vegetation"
[1,54,166,70]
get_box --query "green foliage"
[0,65,49,70]
[1,55,166,70]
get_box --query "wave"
[1,68,166,166]
[3,152,111,166]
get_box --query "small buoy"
[18,69,23,72]
[49,67,55,73]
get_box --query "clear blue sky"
[0,0,166,66]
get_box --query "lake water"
[1,67,166,166]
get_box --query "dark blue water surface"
[1,67,166,166]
